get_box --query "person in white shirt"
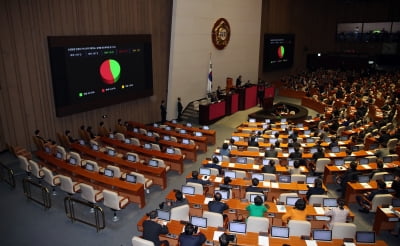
[324,198,349,229]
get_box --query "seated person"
[356,179,389,213]
[178,223,206,246]
[288,137,301,148]
[312,147,325,162]
[392,172,400,198]
[65,130,77,143]
[248,135,259,147]
[324,198,349,229]
[219,142,230,156]
[208,192,229,214]
[159,190,188,210]
[246,195,268,217]
[219,177,233,195]
[288,147,302,159]
[245,178,264,194]
[369,159,385,179]
[375,143,391,158]
[282,199,307,224]
[219,233,236,246]
[338,161,360,197]
[261,159,276,174]
[289,160,302,175]
[328,137,339,149]
[306,178,325,200]
[142,210,170,246]
[203,156,223,174]
[264,145,278,157]
[186,170,211,185]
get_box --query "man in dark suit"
[203,156,223,174]
[265,145,278,157]
[142,210,169,246]
[208,192,229,214]
[248,135,259,147]
[186,170,211,185]
[261,159,276,174]
[178,223,206,246]
[245,178,264,194]
[288,147,302,159]
[159,190,188,210]
[356,179,389,213]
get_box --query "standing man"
[257,80,265,107]
[177,97,183,121]
[160,100,167,123]
[236,75,242,88]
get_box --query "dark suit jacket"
[306,187,326,200]
[142,220,169,246]
[245,186,264,194]
[261,165,276,174]
[178,232,207,246]
[186,177,210,185]
[208,200,229,214]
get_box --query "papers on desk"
[314,207,325,215]
[204,197,213,205]
[343,242,356,246]
[381,207,395,214]
[214,177,223,183]
[329,153,336,157]
[361,165,371,169]
[305,240,318,246]
[259,152,265,157]
[276,205,287,213]
[282,153,289,158]
[215,149,220,154]
[263,181,271,188]
[271,182,279,189]
[338,141,345,145]
[258,235,269,246]
[228,163,235,167]
[366,151,374,155]
[213,231,225,241]
[360,183,372,188]
[253,164,260,169]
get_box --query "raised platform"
[248,102,308,123]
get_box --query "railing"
[64,196,105,232]
[22,178,51,209]
[0,162,16,189]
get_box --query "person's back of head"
[377,179,386,189]
[295,199,306,210]
[175,190,184,201]
[376,159,384,169]
[317,147,323,153]
[65,130,70,135]
[293,138,297,143]
[222,143,229,150]
[184,223,195,235]
[214,192,222,201]
[219,233,235,246]
[337,198,345,210]
[224,176,232,185]
[212,156,220,164]
[192,170,199,179]
[34,129,40,135]
[230,138,235,144]
[350,161,357,171]
[294,147,300,153]
[270,160,275,167]
[252,178,259,186]
[314,178,323,188]
[254,195,263,206]
[149,210,157,219]
[294,160,300,168]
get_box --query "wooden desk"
[165,121,216,145]
[159,139,198,162]
[99,137,184,174]
[345,181,378,203]
[373,206,400,235]
[36,151,146,208]
[69,143,167,189]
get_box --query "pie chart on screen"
[99,59,121,85]
[277,46,285,59]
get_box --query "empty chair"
[128,171,153,193]
[246,216,269,233]
[55,145,68,160]
[173,148,185,159]
[139,128,147,135]
[105,165,122,178]
[278,193,299,205]
[331,222,357,239]
[247,157,255,164]
[130,138,141,146]
[308,194,329,206]
[387,138,398,150]
[186,182,204,195]
[126,152,142,163]
[288,220,311,237]
[263,173,277,181]
[115,133,125,141]
[235,170,247,179]
[42,167,60,195]
[247,146,259,152]
[371,172,389,181]
[203,211,223,227]
[18,155,31,178]
[151,144,161,151]
[80,183,103,212]
[82,160,100,172]
[369,194,393,212]
[315,158,331,174]
[69,151,82,166]
[265,157,280,165]
[245,192,264,201]
[151,158,170,172]
[170,204,189,221]
[131,236,155,246]
[28,160,44,180]
[170,136,178,142]
[102,189,129,222]
[59,175,80,195]
[291,174,306,183]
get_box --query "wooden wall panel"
[0,0,172,151]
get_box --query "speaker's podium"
[263,86,275,110]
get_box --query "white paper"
[361,165,371,169]
[253,165,260,169]
[213,231,225,241]
[314,207,325,215]
[329,153,336,157]
[259,152,265,157]
[282,153,289,157]
[229,163,235,167]
[214,177,223,183]
[263,181,270,188]
[305,240,318,246]
[343,243,356,246]
[203,197,213,205]
[215,149,220,154]
[271,182,279,189]
[366,151,374,155]
[258,236,269,246]
[360,183,372,188]
[276,205,286,213]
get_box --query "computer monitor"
[213,154,222,162]
[186,123,192,127]
[224,171,236,179]
[271,226,289,238]
[180,129,187,134]
[313,230,332,241]
[304,130,311,135]
[265,119,271,123]
[231,136,240,142]
[85,163,94,171]
[306,176,318,185]
[262,159,270,165]
[171,119,177,124]
[199,168,211,176]
[203,126,209,130]
[269,138,278,144]
[166,147,175,154]
[163,135,171,141]
[229,222,246,234]
[165,126,172,131]
[286,197,300,206]
[78,139,85,145]
[251,173,264,181]
[383,156,392,163]
[190,216,207,228]
[356,231,375,244]
[359,158,369,165]
[104,168,114,177]
[147,132,153,137]
[56,151,63,159]
[288,147,295,154]
[133,128,139,133]
[153,123,159,127]
[250,194,264,203]
[149,159,159,167]
[369,143,379,150]
[323,198,338,207]
[358,175,370,183]
[125,174,137,183]
[92,144,99,151]
[144,143,152,149]
[181,185,195,195]
[281,118,287,123]
[383,173,394,181]
[249,118,256,123]
[324,137,331,142]
[297,123,304,128]
[215,190,229,200]
[182,139,190,144]
[306,138,315,143]
[127,154,136,162]
[124,138,131,144]
[351,145,360,152]
[334,159,345,166]
[194,132,203,137]
[340,135,349,141]
[281,124,288,129]
[288,159,295,167]
[156,209,170,221]
[310,147,318,154]
[279,175,291,183]
[331,146,340,153]
[236,157,247,164]
[107,148,115,156]
[69,157,77,165]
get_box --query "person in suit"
[235,75,242,88]
[245,178,264,194]
[289,147,302,159]
[208,192,229,214]
[312,147,325,162]
[265,145,278,157]
[356,179,389,213]
[160,100,167,123]
[391,172,400,198]
[248,135,259,147]
[142,210,169,246]
[261,159,276,174]
[159,190,188,210]
[178,223,206,246]
[306,178,325,200]
[338,161,360,197]
[203,156,223,174]
[288,138,301,148]
[219,176,233,194]
[219,142,230,156]
[177,97,183,121]
[65,130,76,143]
[186,170,210,185]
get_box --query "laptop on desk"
[356,231,375,244]
[313,229,332,241]
[271,226,289,239]
[229,221,246,234]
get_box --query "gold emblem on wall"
[211,18,231,50]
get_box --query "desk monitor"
[166,147,175,154]
[229,221,246,234]
[340,135,349,141]
[215,190,229,200]
[194,132,203,137]
[313,230,332,241]
[324,137,331,142]
[127,154,136,162]
[288,138,293,144]
[310,147,318,154]
[281,124,288,129]
[297,123,304,128]
[171,119,177,124]
[199,168,211,176]
[69,157,77,165]
[288,159,295,167]
[56,151,63,159]
[153,123,159,127]
[281,118,287,123]
[323,198,338,207]
[251,173,264,181]
[182,139,190,144]
[181,185,195,195]
[156,209,170,221]
[383,156,392,163]
[306,176,318,185]
[224,171,236,179]
[262,159,270,166]
[383,173,394,181]
[144,143,152,149]
[286,197,300,206]
[331,146,340,153]
[125,174,137,183]
[334,159,345,166]
[249,118,256,123]
[124,138,131,144]
[356,231,375,244]
[231,136,240,142]
[236,157,247,164]
[104,168,114,177]
[147,131,153,137]
[351,145,360,152]
[203,125,209,130]
[109,133,114,139]
[369,143,378,150]
[180,129,187,134]
[213,154,223,162]
[269,138,278,144]
[358,175,370,183]
[133,128,139,133]
[85,163,94,171]
[165,126,172,131]
[248,194,264,204]
[163,135,171,141]
[359,158,369,165]
[186,123,192,127]
[79,139,85,145]
[304,130,311,135]
[149,159,159,167]
[190,216,207,228]
[271,226,289,238]
[265,119,271,123]
[107,148,115,156]
[288,147,295,154]
[92,144,99,151]
[392,198,400,207]
[262,124,268,129]
[278,175,291,183]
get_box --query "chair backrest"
[129,172,148,186]
[245,192,264,202]
[265,157,280,165]
[170,136,178,142]
[152,158,166,168]
[291,174,306,183]
[371,172,389,181]
[82,160,99,172]
[209,168,219,176]
[248,146,259,152]
[28,160,42,179]
[103,189,123,210]
[115,133,125,141]
[126,152,140,162]
[42,167,59,186]
[69,152,82,166]
[106,165,122,178]
[174,148,182,155]
[131,236,155,246]
[18,155,30,173]
[246,216,269,233]
[247,157,255,164]
[278,193,299,205]
[222,155,230,162]
[370,194,393,212]
[235,170,247,179]
[80,183,101,204]
[170,204,189,221]
[331,222,357,239]
[55,145,67,160]
[186,182,204,195]
[263,173,277,181]
[139,128,147,134]
[315,158,331,173]
[152,144,161,151]
[59,175,79,194]
[202,211,223,227]
[387,138,398,150]
[131,138,141,146]
[288,220,311,237]
[308,195,329,206]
